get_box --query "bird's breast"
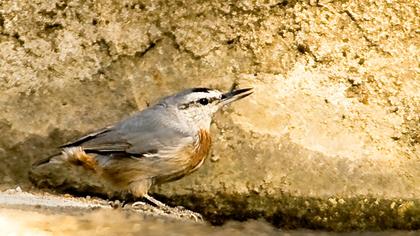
[142,129,212,184]
[188,129,212,172]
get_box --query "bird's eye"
[198,98,209,105]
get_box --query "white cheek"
[197,116,212,130]
[195,108,213,129]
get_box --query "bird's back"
[68,105,191,156]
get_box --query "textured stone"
[0,0,419,230]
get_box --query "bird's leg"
[129,180,154,208]
[130,194,169,211]
[131,194,167,208]
[128,182,202,221]
[132,194,203,222]
[143,194,168,208]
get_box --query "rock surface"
[0,0,419,230]
[0,187,203,222]
[0,189,279,236]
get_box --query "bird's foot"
[131,201,146,207]
[109,199,125,209]
[171,205,203,222]
[132,194,203,222]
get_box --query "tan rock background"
[0,0,419,230]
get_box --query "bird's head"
[158,87,253,132]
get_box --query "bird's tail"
[29,148,112,198]
[31,152,61,167]
[32,147,100,172]
[61,147,99,171]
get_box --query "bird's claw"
[132,201,146,207]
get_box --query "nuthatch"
[32,87,253,208]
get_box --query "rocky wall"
[0,0,419,230]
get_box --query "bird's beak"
[219,88,253,106]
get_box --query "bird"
[31,87,253,210]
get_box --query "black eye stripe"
[191,88,210,93]
[179,97,219,109]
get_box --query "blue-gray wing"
[61,106,189,156]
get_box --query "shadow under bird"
[31,87,253,210]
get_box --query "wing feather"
[59,106,190,157]
[60,126,114,148]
